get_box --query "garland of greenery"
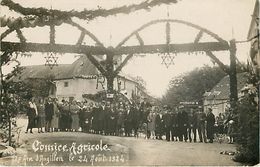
[0,15,64,29]
[1,0,177,44]
[1,0,177,21]
[50,24,55,44]
[166,22,170,44]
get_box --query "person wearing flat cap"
[162,105,172,141]
[206,108,215,143]
[177,106,188,142]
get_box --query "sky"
[1,0,255,97]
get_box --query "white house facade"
[17,55,148,102]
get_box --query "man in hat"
[206,108,215,143]
[162,105,172,141]
[45,97,54,132]
[188,109,198,142]
[171,108,179,141]
[197,106,207,143]
[91,102,101,134]
[98,100,106,134]
[132,103,141,138]
[125,103,134,137]
[177,105,188,142]
[155,108,164,140]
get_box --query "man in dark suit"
[104,101,112,135]
[206,108,215,143]
[125,103,134,137]
[139,99,151,125]
[162,106,172,141]
[98,100,106,135]
[171,111,178,141]
[155,109,164,140]
[197,106,207,143]
[132,104,141,137]
[45,98,54,132]
[188,110,198,142]
[91,102,100,134]
[177,106,188,142]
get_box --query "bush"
[233,75,259,165]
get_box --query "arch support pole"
[105,53,115,94]
[229,39,238,112]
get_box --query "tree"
[233,72,259,165]
[1,0,179,146]
[162,65,226,107]
[24,75,55,99]
[0,57,31,146]
[134,76,147,91]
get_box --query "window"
[64,82,69,87]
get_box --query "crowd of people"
[25,97,235,144]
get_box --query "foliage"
[1,0,177,29]
[82,90,131,104]
[0,55,54,146]
[233,73,259,165]
[0,59,31,146]
[24,76,55,98]
[162,65,226,107]
[134,76,147,91]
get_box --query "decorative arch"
[116,19,227,48]
[0,17,104,47]
[1,18,238,108]
[113,19,231,76]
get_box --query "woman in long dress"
[51,99,60,132]
[37,99,45,133]
[70,101,80,131]
[26,100,37,133]
[147,110,156,139]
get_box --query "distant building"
[203,73,248,116]
[246,0,259,106]
[16,56,149,102]
[247,0,259,76]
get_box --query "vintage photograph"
[0,0,259,166]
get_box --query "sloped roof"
[15,55,139,83]
[204,72,249,100]
[15,56,99,81]
[247,0,259,39]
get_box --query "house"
[247,0,259,76]
[246,0,259,106]
[203,73,248,116]
[16,55,150,102]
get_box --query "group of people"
[25,98,60,133]
[146,105,216,143]
[25,97,234,144]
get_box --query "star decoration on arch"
[45,52,58,69]
[161,53,175,68]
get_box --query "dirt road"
[0,117,241,166]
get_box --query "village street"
[0,0,258,166]
[0,117,241,166]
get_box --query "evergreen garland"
[1,0,177,26]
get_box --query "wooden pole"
[229,39,238,112]
[105,53,115,95]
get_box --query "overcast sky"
[1,0,255,97]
